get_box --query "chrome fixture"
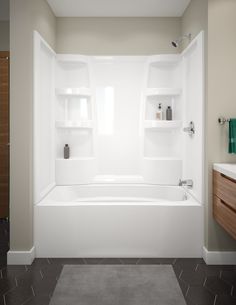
[171,34,192,48]
[183,121,195,135]
[179,179,193,188]
[218,116,230,125]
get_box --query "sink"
[213,163,236,180]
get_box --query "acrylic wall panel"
[92,57,146,176]
[142,158,182,185]
[34,32,56,203]
[141,54,184,184]
[56,158,96,185]
[34,32,204,190]
[182,32,204,203]
[147,55,182,89]
[144,131,181,159]
[56,59,90,88]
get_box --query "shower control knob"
[183,121,195,135]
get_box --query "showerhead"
[171,33,192,48]
[172,41,178,48]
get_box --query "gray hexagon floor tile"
[4,286,33,305]
[22,295,50,305]
[187,286,215,305]
[180,269,206,286]
[215,295,236,305]
[205,277,232,296]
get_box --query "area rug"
[50,265,186,305]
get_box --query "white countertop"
[213,163,236,180]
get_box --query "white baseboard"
[203,246,236,265]
[7,246,35,265]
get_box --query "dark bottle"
[166,106,172,120]
[64,144,70,159]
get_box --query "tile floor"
[0,219,236,305]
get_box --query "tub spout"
[179,179,193,188]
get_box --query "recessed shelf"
[56,88,91,96]
[56,54,89,64]
[56,120,93,129]
[144,157,182,161]
[146,88,182,97]
[144,120,182,130]
[148,55,181,67]
[56,157,95,161]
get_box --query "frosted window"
[96,87,114,135]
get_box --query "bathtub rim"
[36,183,202,207]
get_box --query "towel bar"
[218,117,230,125]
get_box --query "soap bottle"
[166,106,172,120]
[64,144,70,159]
[156,103,163,120]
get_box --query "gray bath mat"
[50,265,186,305]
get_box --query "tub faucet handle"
[179,179,193,188]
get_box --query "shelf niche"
[56,87,91,97]
[143,55,183,161]
[146,88,182,97]
[55,120,93,129]
[144,120,182,130]
[55,56,94,161]
[147,55,182,89]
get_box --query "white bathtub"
[34,184,204,258]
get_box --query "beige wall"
[56,17,181,55]
[10,0,56,251]
[181,0,207,50]
[183,0,236,251]
[0,21,9,51]
[207,0,236,250]
[10,0,236,254]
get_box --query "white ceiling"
[0,0,9,20]
[47,0,191,17]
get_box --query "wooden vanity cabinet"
[213,170,236,239]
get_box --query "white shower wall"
[33,32,56,204]
[92,57,145,176]
[34,31,204,204]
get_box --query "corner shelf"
[56,157,95,161]
[144,120,182,130]
[146,88,182,97]
[143,157,182,161]
[148,55,181,67]
[55,120,93,129]
[56,88,91,97]
[56,54,89,64]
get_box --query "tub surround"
[33,31,204,201]
[29,31,205,261]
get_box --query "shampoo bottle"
[156,103,163,120]
[64,144,70,159]
[166,106,172,120]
